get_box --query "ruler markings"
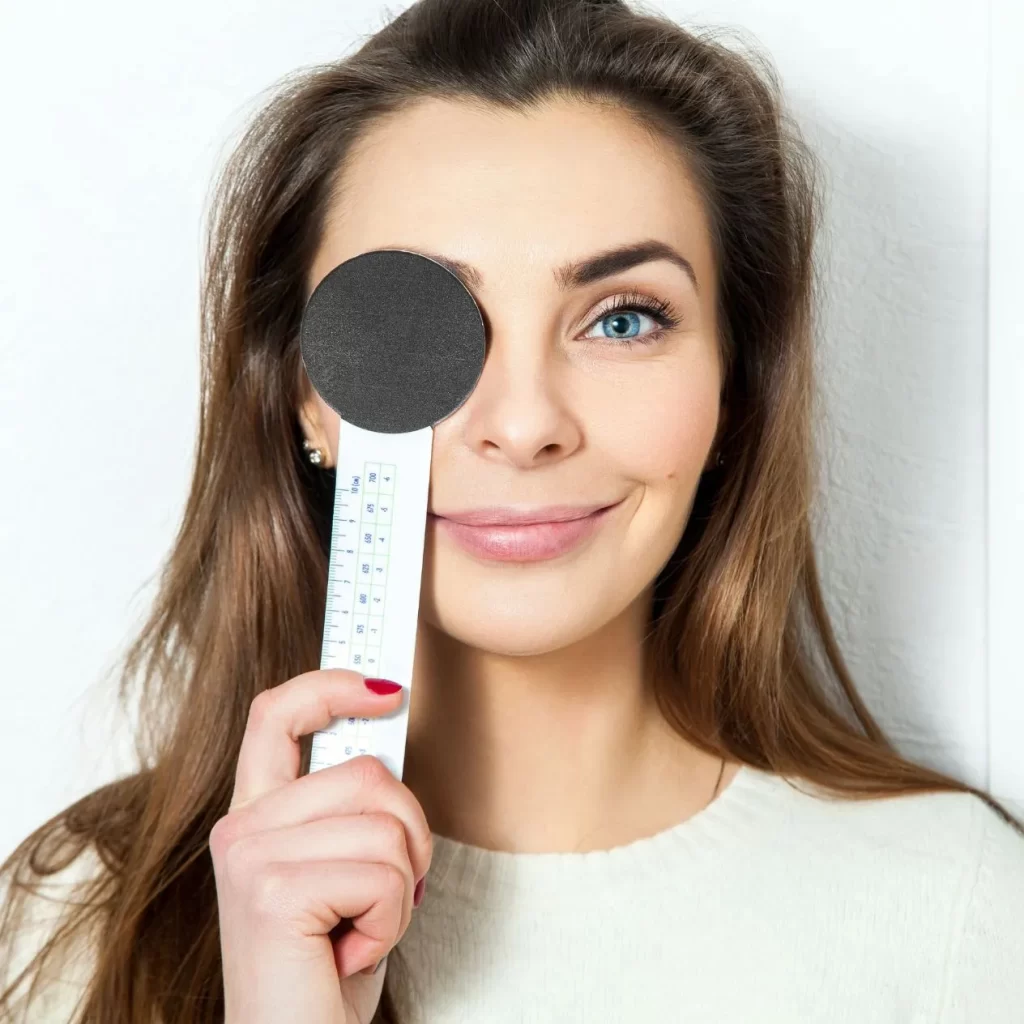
[308,458,397,773]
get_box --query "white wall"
[988,0,1024,807]
[1,0,1020,862]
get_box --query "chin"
[423,606,596,657]
[420,569,634,657]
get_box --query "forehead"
[310,95,714,299]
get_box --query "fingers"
[218,813,417,942]
[211,667,430,1015]
[221,753,432,887]
[232,669,405,807]
[239,857,406,978]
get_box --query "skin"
[298,95,743,857]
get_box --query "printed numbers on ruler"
[310,461,396,772]
[352,461,394,676]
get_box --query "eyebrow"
[393,238,699,295]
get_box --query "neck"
[403,590,718,853]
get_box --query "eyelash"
[582,288,684,348]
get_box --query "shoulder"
[780,771,1024,883]
[935,796,1024,1021]
[772,769,1021,866]
[1,844,104,1023]
[775,773,1024,1015]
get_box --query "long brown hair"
[3,0,1020,1020]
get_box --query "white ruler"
[308,418,432,780]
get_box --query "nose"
[450,330,582,470]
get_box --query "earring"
[703,450,725,473]
[302,439,325,466]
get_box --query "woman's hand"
[209,668,432,1024]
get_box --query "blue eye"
[580,289,683,348]
[591,309,657,341]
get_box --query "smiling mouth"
[428,500,623,562]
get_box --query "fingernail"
[364,678,402,695]
[413,877,426,908]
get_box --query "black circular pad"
[300,249,486,434]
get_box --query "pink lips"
[429,502,619,562]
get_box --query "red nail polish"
[364,678,402,695]
[413,877,425,907]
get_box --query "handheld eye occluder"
[299,249,486,779]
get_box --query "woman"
[2,0,1022,1021]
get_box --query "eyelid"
[579,287,684,337]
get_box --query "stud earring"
[302,439,325,466]
[704,450,725,474]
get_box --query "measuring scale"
[307,423,432,780]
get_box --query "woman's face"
[303,96,723,656]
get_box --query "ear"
[296,369,334,467]
[717,401,728,444]
[704,403,729,475]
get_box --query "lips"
[429,502,620,562]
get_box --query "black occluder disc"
[300,249,486,434]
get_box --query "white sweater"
[7,763,1024,1022]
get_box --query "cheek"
[585,363,720,487]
